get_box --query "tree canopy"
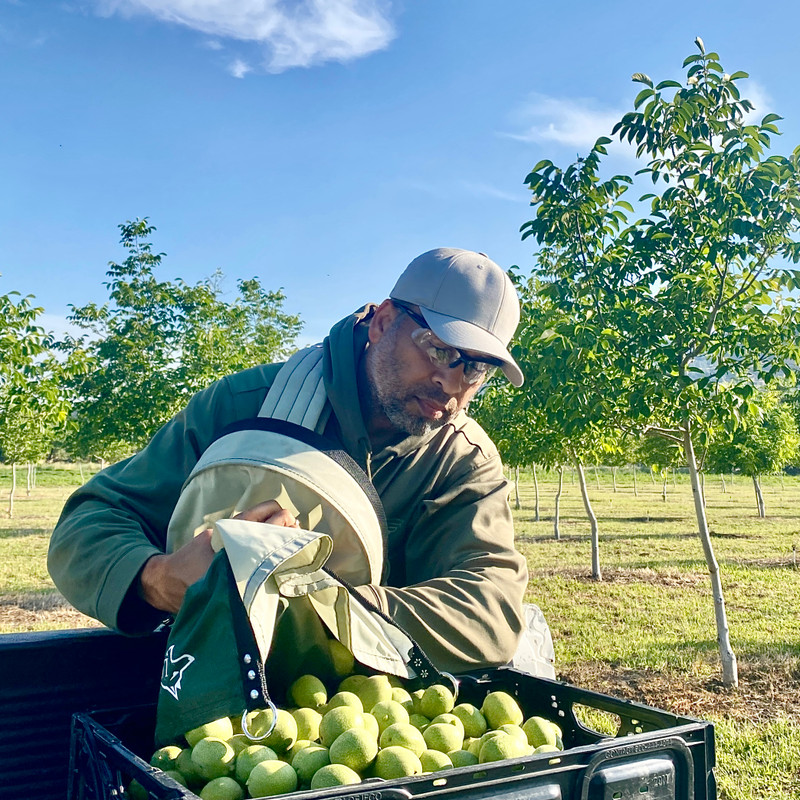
[61,219,304,460]
[513,39,800,686]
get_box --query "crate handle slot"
[69,713,189,800]
[579,735,695,800]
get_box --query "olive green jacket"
[48,306,527,672]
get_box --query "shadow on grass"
[728,557,800,571]
[529,562,713,581]
[0,527,51,539]
[601,528,700,539]
[520,515,690,525]
[601,527,757,541]
[0,589,68,611]
[517,533,587,543]
[636,638,800,671]
[518,528,722,542]
[731,511,800,520]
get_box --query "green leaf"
[631,72,653,87]
[529,159,554,175]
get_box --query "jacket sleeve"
[47,372,269,634]
[359,452,528,674]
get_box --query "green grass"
[1,463,799,796]
[714,717,800,798]
[512,466,800,798]
[515,467,800,667]
[0,465,101,632]
[0,462,101,489]
[0,486,73,594]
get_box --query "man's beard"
[366,320,457,437]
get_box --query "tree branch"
[643,424,684,444]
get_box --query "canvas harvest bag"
[154,411,450,746]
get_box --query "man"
[48,248,528,673]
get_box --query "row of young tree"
[2,40,798,689]
[474,40,800,688]
[498,388,800,521]
[0,219,303,514]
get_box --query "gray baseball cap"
[389,248,524,386]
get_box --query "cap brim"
[420,307,524,387]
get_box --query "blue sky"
[2,0,799,346]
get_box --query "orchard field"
[0,463,798,798]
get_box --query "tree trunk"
[720,473,726,493]
[554,465,563,541]
[753,474,766,518]
[662,470,668,502]
[576,461,602,580]
[700,471,705,506]
[683,422,738,687]
[79,461,85,483]
[632,464,638,497]
[514,466,521,510]
[612,466,618,493]
[26,463,33,497]
[672,467,677,487]
[532,464,540,523]
[594,465,601,490]
[8,463,16,518]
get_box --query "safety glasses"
[394,303,501,386]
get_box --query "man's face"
[365,303,484,437]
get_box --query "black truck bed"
[1,627,168,800]
[0,627,716,800]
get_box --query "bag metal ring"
[241,698,279,741]
[442,671,460,703]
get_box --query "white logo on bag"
[160,645,195,700]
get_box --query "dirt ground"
[0,592,102,632]
[4,591,798,730]
[561,658,800,724]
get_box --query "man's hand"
[137,500,298,614]
[235,500,300,528]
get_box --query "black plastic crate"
[68,668,716,800]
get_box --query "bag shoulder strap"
[258,344,331,433]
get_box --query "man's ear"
[368,299,401,344]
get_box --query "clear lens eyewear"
[395,304,499,385]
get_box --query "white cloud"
[739,79,773,124]
[93,0,395,72]
[228,57,251,78]
[395,178,525,205]
[460,181,525,204]
[504,92,624,149]
[203,38,223,50]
